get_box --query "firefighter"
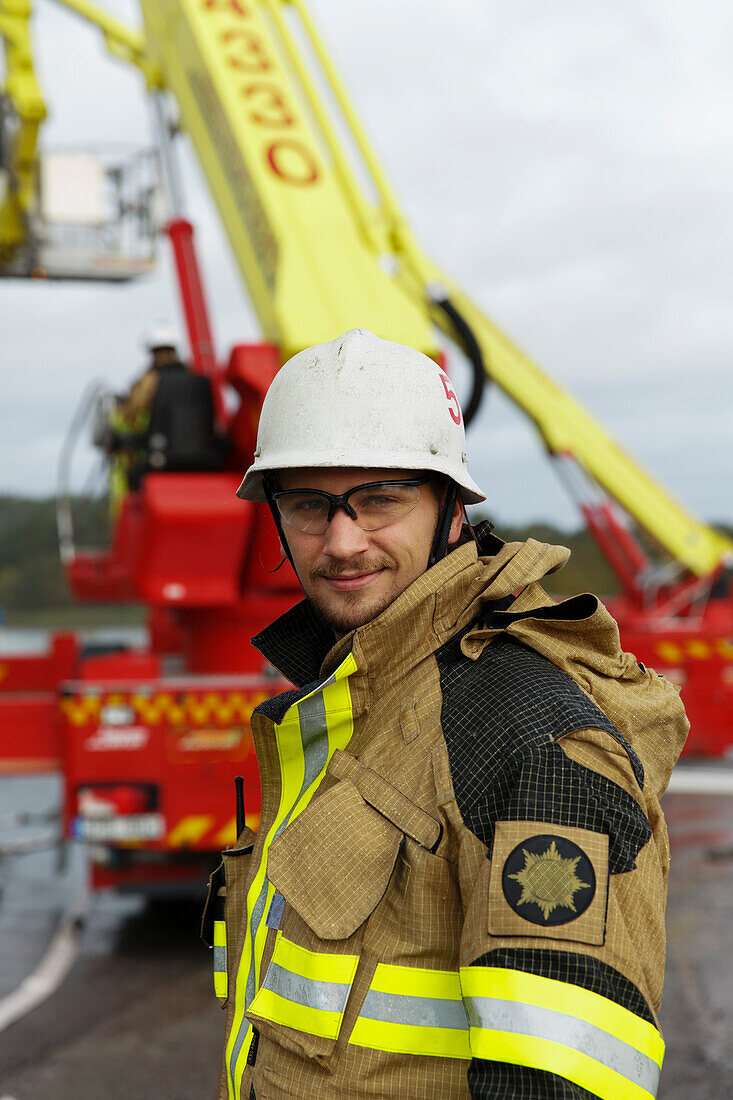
[107,323,185,506]
[117,322,185,424]
[211,328,688,1099]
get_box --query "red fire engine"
[0,0,731,892]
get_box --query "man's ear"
[447,492,464,545]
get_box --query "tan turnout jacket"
[206,528,689,1099]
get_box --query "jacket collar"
[251,523,575,688]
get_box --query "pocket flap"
[329,748,441,850]
[267,779,402,941]
[228,824,258,853]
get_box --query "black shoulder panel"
[468,1062,595,1098]
[437,633,651,873]
[472,946,655,1021]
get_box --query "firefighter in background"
[210,328,688,1099]
[117,322,185,425]
[107,322,185,511]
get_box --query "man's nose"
[321,508,370,558]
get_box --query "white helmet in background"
[237,328,485,503]
[142,322,179,353]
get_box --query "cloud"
[1,0,731,535]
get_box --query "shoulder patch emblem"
[502,835,595,925]
[488,821,609,946]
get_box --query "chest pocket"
[245,750,441,1067]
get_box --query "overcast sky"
[1,0,731,530]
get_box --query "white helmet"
[237,328,485,503]
[143,322,179,352]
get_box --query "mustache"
[311,556,397,580]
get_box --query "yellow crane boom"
[410,262,733,578]
[0,0,46,260]
[2,0,731,578]
[138,0,436,359]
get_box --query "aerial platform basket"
[0,146,161,281]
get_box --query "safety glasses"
[272,476,433,535]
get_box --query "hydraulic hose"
[429,291,487,428]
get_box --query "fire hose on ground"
[0,809,90,1033]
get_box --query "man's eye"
[293,498,326,513]
[359,492,411,512]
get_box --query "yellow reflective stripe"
[459,967,664,1066]
[470,1030,654,1100]
[226,656,356,1097]
[272,932,359,985]
[277,652,358,725]
[226,704,308,1096]
[250,986,343,1040]
[213,918,228,999]
[371,962,463,1000]
[349,964,470,1059]
[349,1016,471,1060]
[249,932,358,1039]
[252,952,471,1057]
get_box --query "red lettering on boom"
[202,0,249,16]
[223,30,270,72]
[202,5,320,188]
[267,139,319,185]
[244,83,294,128]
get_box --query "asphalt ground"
[0,780,731,1099]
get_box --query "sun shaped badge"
[502,835,596,925]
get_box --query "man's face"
[151,346,177,368]
[276,467,463,635]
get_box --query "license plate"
[75,813,165,842]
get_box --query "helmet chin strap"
[428,481,459,568]
[263,476,298,577]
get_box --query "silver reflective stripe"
[242,882,270,1007]
[261,961,352,1016]
[213,945,227,973]
[466,996,661,1097]
[296,687,333,781]
[360,990,469,1031]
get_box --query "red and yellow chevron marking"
[167,815,215,847]
[655,638,733,664]
[59,690,271,728]
[59,695,102,725]
[167,811,261,849]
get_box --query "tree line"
[3,493,730,618]
[0,495,110,614]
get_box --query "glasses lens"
[277,492,331,534]
[350,482,421,530]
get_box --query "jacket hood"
[460,556,689,802]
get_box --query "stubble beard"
[306,555,400,636]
